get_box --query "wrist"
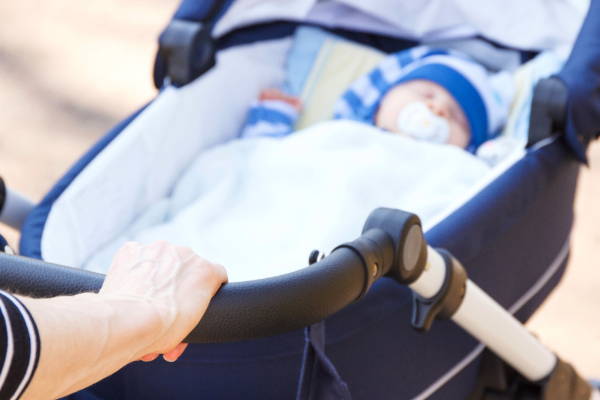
[93,292,167,360]
[27,293,163,359]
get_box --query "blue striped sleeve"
[240,99,300,138]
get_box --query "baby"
[240,48,512,153]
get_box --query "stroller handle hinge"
[330,207,431,301]
[362,208,428,284]
[360,208,468,331]
[332,228,395,299]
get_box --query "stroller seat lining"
[41,38,291,268]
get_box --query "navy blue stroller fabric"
[297,322,351,400]
[557,0,600,162]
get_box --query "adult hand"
[99,241,227,362]
[19,241,227,400]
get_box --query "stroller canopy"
[214,0,585,54]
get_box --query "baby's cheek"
[382,112,397,132]
[375,93,408,132]
[447,123,470,148]
[374,106,393,131]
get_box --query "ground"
[0,0,598,378]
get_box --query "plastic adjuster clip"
[527,77,567,148]
[157,19,216,87]
[411,249,467,332]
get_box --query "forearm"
[18,293,160,400]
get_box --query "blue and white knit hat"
[334,47,513,151]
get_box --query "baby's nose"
[426,100,449,119]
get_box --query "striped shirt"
[0,291,40,399]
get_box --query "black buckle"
[527,77,567,147]
[157,19,216,87]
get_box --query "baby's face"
[374,80,470,148]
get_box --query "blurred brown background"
[1,0,598,377]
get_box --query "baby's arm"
[240,89,302,138]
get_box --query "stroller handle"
[0,249,367,342]
[0,208,425,343]
[0,244,381,343]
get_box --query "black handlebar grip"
[186,247,367,342]
[0,248,369,343]
[0,253,104,297]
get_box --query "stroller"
[1,0,599,398]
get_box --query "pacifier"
[395,102,449,144]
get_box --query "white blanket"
[83,120,490,282]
